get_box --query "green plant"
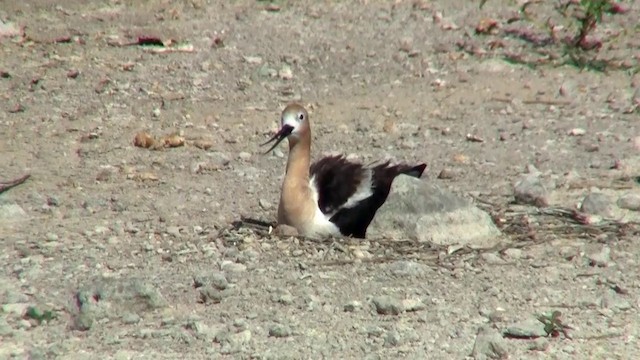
[25,306,58,324]
[537,310,573,339]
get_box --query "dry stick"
[0,174,30,194]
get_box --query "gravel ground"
[1,0,640,359]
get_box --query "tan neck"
[284,132,311,181]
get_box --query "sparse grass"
[537,310,573,339]
[479,0,632,72]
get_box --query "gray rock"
[368,176,502,248]
[471,325,509,360]
[121,312,141,324]
[503,318,548,338]
[617,193,640,211]
[270,288,294,305]
[73,277,167,330]
[384,330,402,347]
[587,246,611,267]
[0,200,27,220]
[580,192,613,217]
[514,174,549,207]
[0,317,13,337]
[388,260,430,278]
[343,301,362,312]
[372,296,403,315]
[269,324,293,338]
[600,290,632,312]
[193,272,228,290]
[199,286,226,304]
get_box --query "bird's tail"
[399,163,427,178]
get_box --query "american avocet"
[262,103,427,239]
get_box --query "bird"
[262,103,427,239]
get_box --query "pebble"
[588,246,611,267]
[0,317,13,336]
[269,324,293,338]
[472,325,509,360]
[580,192,613,217]
[384,330,402,347]
[166,226,181,238]
[567,128,586,136]
[372,296,403,315]
[238,152,252,161]
[400,299,425,312]
[278,65,293,80]
[503,318,548,338]
[503,248,523,259]
[2,303,30,316]
[199,286,225,304]
[270,288,294,305]
[121,312,141,324]
[259,198,272,210]
[617,193,640,211]
[437,168,456,180]
[600,290,632,312]
[194,272,228,290]
[45,232,59,242]
[343,301,362,312]
[388,260,429,278]
[514,174,549,207]
[221,261,246,273]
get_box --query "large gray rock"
[368,175,502,248]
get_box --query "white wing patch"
[309,170,373,219]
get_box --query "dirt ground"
[2,0,640,359]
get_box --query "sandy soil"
[1,1,640,359]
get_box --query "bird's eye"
[298,113,304,121]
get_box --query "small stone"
[199,286,225,304]
[437,168,456,179]
[600,290,632,312]
[503,318,548,338]
[269,324,293,338]
[388,260,429,278]
[528,337,549,351]
[344,301,362,312]
[278,65,293,80]
[400,299,425,312]
[273,224,298,237]
[384,330,402,347]
[480,252,505,265]
[399,37,413,53]
[503,248,523,259]
[617,193,640,211]
[271,288,294,305]
[259,199,272,210]
[372,296,403,315]
[580,192,613,217]
[166,226,181,238]
[472,325,509,360]
[221,262,246,274]
[2,303,30,316]
[588,246,611,267]
[514,174,549,207]
[121,312,141,324]
[568,128,586,136]
[0,317,13,337]
[193,272,228,290]
[238,152,251,161]
[45,232,59,242]
[152,108,161,118]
